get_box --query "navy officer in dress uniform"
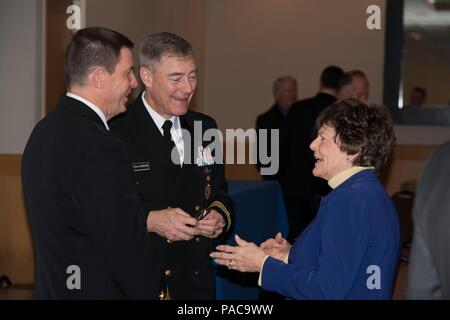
[110,32,233,300]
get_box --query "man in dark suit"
[110,32,233,300]
[282,66,343,242]
[21,27,161,299]
[256,76,297,180]
[407,141,450,299]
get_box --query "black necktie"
[162,120,181,165]
[162,120,173,144]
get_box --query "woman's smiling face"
[309,124,354,181]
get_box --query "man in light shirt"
[22,27,161,299]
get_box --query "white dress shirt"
[66,92,109,131]
[141,92,184,165]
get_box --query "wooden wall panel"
[0,155,34,285]
[225,163,262,181]
[381,144,437,195]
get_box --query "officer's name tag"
[132,162,150,172]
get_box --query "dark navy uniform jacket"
[110,95,233,299]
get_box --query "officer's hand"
[147,208,200,241]
[197,210,225,239]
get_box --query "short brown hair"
[316,99,395,173]
[64,27,133,88]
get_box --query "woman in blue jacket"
[211,100,401,299]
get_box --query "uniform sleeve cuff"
[208,200,232,232]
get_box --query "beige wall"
[0,0,43,154]
[3,0,450,153]
[395,125,450,145]
[203,0,386,131]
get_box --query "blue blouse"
[262,169,401,299]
